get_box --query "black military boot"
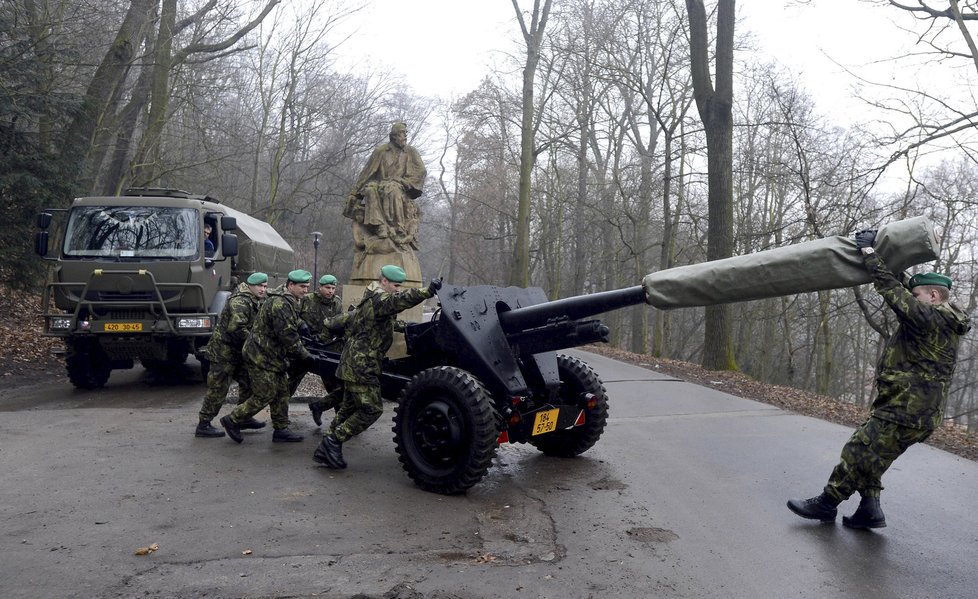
[272,428,304,443]
[313,434,347,469]
[238,417,267,430]
[842,495,886,529]
[195,421,225,438]
[309,401,325,427]
[220,415,243,444]
[787,493,840,522]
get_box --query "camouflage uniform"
[300,292,344,335]
[327,283,432,442]
[197,282,261,422]
[294,291,345,413]
[824,252,971,501]
[227,284,312,430]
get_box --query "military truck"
[34,188,294,389]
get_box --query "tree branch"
[174,0,280,64]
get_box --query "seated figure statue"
[344,122,426,262]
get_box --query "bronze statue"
[344,122,425,284]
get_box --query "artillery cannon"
[303,216,941,494]
[305,283,650,495]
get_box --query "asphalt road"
[0,351,975,598]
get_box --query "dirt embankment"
[0,285,65,389]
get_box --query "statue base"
[349,250,421,288]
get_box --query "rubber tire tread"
[528,354,609,457]
[393,366,498,495]
[65,342,111,390]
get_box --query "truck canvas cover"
[642,216,939,309]
[221,204,294,279]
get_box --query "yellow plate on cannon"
[531,408,559,436]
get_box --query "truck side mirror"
[221,215,237,232]
[37,212,52,229]
[34,231,49,256]
[221,233,238,257]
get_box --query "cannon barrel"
[498,285,647,334]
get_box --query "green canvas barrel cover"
[642,216,939,309]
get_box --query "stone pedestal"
[341,283,424,359]
[349,249,421,288]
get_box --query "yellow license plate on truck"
[532,408,559,436]
[104,322,142,332]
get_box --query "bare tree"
[865,0,978,171]
[686,0,736,370]
[509,0,554,286]
[60,0,158,192]
[130,0,281,186]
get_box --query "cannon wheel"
[393,366,499,495]
[65,339,111,390]
[529,354,609,457]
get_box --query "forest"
[2,0,976,430]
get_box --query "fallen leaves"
[0,284,64,380]
[134,543,159,556]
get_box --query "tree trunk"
[509,0,553,287]
[687,0,737,371]
[131,0,175,186]
[61,0,156,192]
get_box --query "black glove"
[427,277,443,295]
[854,229,877,249]
[297,322,311,337]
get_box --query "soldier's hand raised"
[427,277,443,295]
[855,229,877,249]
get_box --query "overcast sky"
[331,0,513,99]
[329,0,931,127]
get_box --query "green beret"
[909,272,952,290]
[380,264,406,283]
[319,274,337,285]
[246,272,268,285]
[287,269,312,284]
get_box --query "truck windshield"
[63,206,201,259]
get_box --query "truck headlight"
[49,317,73,330]
[175,317,212,330]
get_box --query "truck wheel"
[393,366,499,495]
[528,354,609,457]
[65,341,111,390]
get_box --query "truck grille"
[86,290,187,302]
[95,290,156,301]
[107,310,150,320]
